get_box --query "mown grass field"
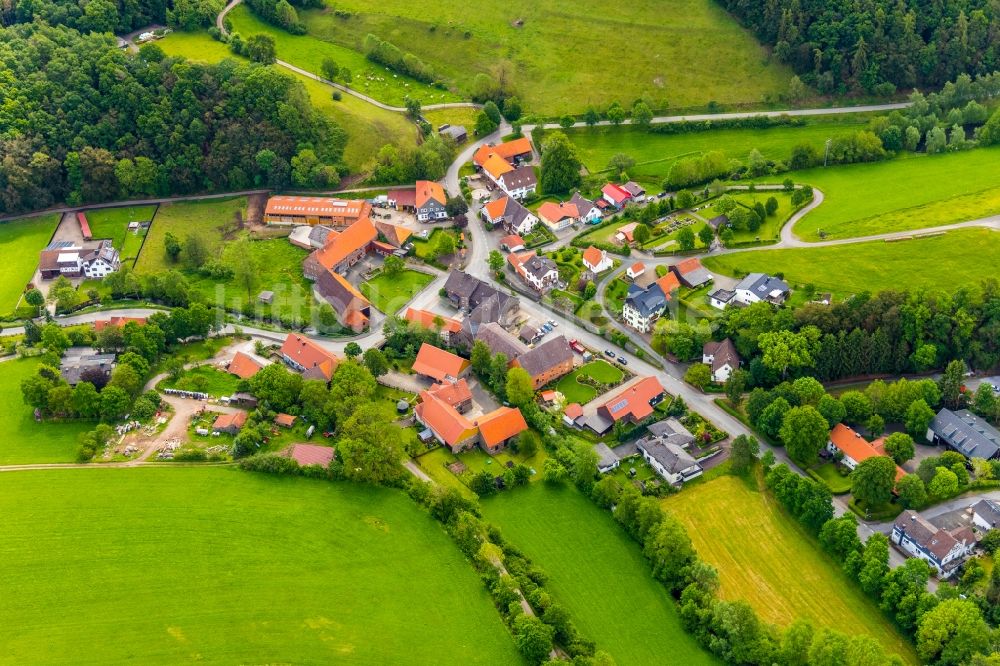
[704,228,1000,298]
[0,358,93,464]
[565,115,870,186]
[156,30,416,172]
[135,197,246,273]
[554,360,623,403]
[788,147,1000,240]
[360,269,434,314]
[483,484,715,665]
[706,190,797,243]
[0,468,523,664]
[157,365,241,398]
[662,474,916,662]
[297,0,796,115]
[85,206,157,263]
[0,213,60,315]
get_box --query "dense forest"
[716,0,1000,93]
[0,0,220,32]
[0,22,346,214]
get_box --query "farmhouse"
[595,442,620,473]
[538,202,579,231]
[508,251,559,291]
[412,343,470,383]
[592,376,667,432]
[426,379,473,413]
[279,333,340,382]
[60,350,116,386]
[39,240,120,280]
[482,196,538,235]
[473,138,533,170]
[826,423,905,481]
[303,217,378,278]
[476,407,529,454]
[702,338,740,383]
[927,408,1000,460]
[972,499,1000,532]
[637,437,703,485]
[601,183,632,209]
[622,282,666,333]
[891,510,975,578]
[404,308,462,342]
[581,246,613,274]
[513,335,574,389]
[373,219,413,249]
[227,351,264,380]
[415,384,527,455]
[444,271,519,318]
[622,182,646,201]
[316,269,372,331]
[264,196,371,227]
[413,180,448,221]
[570,192,603,223]
[475,322,529,361]
[672,258,712,288]
[563,402,584,427]
[212,411,247,435]
[93,316,145,332]
[284,443,335,467]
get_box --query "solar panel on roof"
[609,399,628,413]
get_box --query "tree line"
[715,0,1000,95]
[0,22,345,214]
[0,0,219,33]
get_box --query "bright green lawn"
[706,190,797,243]
[156,30,416,172]
[84,206,156,247]
[663,474,916,662]
[0,213,60,315]
[299,0,796,114]
[135,197,246,273]
[565,115,870,184]
[788,147,1000,241]
[0,468,523,664]
[229,5,462,107]
[157,365,241,398]
[0,358,93,464]
[484,484,715,665]
[810,462,853,494]
[360,269,434,314]
[412,228,459,261]
[704,228,1000,299]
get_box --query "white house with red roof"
[581,246,612,274]
[601,183,632,209]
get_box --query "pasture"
[564,115,870,186]
[297,0,795,115]
[706,190,797,243]
[156,30,416,172]
[662,474,916,662]
[0,358,93,465]
[134,197,247,274]
[788,147,1000,241]
[483,484,715,665]
[0,213,60,316]
[704,228,1000,298]
[0,468,523,664]
[360,269,435,314]
[85,206,156,263]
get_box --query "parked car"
[603,349,615,358]
[616,357,628,366]
[569,339,585,354]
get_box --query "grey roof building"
[594,442,620,473]
[647,417,696,448]
[438,124,468,143]
[734,272,790,305]
[636,437,702,484]
[625,282,666,317]
[973,499,1000,531]
[475,322,528,360]
[60,349,116,386]
[308,225,335,248]
[928,408,1000,460]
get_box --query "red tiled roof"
[538,201,578,224]
[564,403,583,419]
[405,308,461,334]
[213,411,247,431]
[77,212,92,239]
[484,197,509,221]
[311,217,377,270]
[415,180,446,208]
[602,376,665,422]
[473,138,533,167]
[482,154,514,180]
[629,262,645,275]
[656,272,681,300]
[94,316,146,332]
[412,343,469,382]
[540,390,558,402]
[228,351,264,380]
[499,234,525,250]
[275,413,297,427]
[675,257,704,275]
[280,334,340,380]
[415,392,478,447]
[582,245,605,269]
[829,424,906,482]
[602,183,631,204]
[476,407,528,447]
[287,444,335,467]
[265,196,369,220]
[427,379,472,408]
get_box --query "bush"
[238,452,302,475]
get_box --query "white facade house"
[637,438,702,484]
[973,499,1000,532]
[626,263,645,280]
[733,273,790,306]
[622,283,666,333]
[508,252,559,292]
[702,338,740,383]
[39,240,121,280]
[595,442,620,474]
[497,166,538,200]
[892,510,975,579]
[581,246,613,274]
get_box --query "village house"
[39,240,120,280]
[972,499,1000,532]
[595,442,620,473]
[927,408,1000,460]
[581,246,613,274]
[476,138,537,200]
[614,222,639,245]
[826,423,905,481]
[426,379,473,413]
[473,138,533,170]
[702,338,740,383]
[477,407,529,454]
[563,403,584,428]
[622,181,646,201]
[412,343,470,383]
[637,437,703,485]
[588,376,667,433]
[538,201,579,231]
[626,262,646,280]
[570,192,603,223]
[622,273,680,333]
[414,383,528,455]
[93,316,146,332]
[500,235,525,253]
[671,257,713,289]
[647,418,696,448]
[513,335,574,389]
[404,308,462,343]
[264,196,371,227]
[213,411,248,435]
[508,251,559,291]
[891,510,975,578]
[279,333,340,382]
[443,271,519,318]
[316,269,372,332]
[60,349,116,386]
[475,322,529,361]
[275,413,297,428]
[710,273,790,309]
[601,183,633,209]
[302,217,378,278]
[497,166,538,200]
[482,196,538,235]
[391,180,449,221]
[227,351,264,380]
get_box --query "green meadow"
[0,213,60,315]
